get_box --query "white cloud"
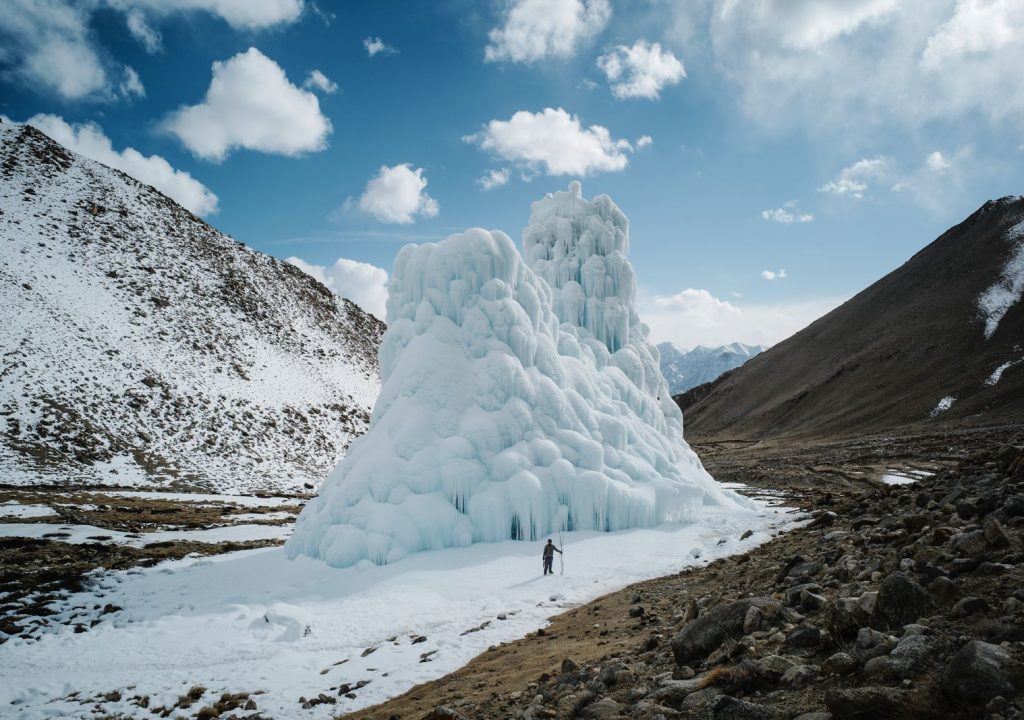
[0,0,304,100]
[485,0,611,63]
[926,150,950,172]
[641,287,842,348]
[303,69,337,94]
[596,40,685,100]
[110,0,305,35]
[761,202,812,223]
[26,114,218,216]
[761,269,788,281]
[819,156,888,198]
[922,0,1022,69]
[478,168,510,191]
[465,107,632,176]
[664,1,1024,138]
[285,256,388,320]
[356,164,439,224]
[363,36,397,57]
[162,48,332,162]
[636,135,653,148]
[120,66,145,98]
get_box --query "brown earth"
[344,425,1024,720]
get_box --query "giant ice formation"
[287,182,749,567]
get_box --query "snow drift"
[287,182,746,567]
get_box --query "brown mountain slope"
[679,196,1024,441]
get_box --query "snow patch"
[978,217,1024,339]
[930,395,956,416]
[0,503,56,519]
[984,358,1022,386]
[289,183,753,568]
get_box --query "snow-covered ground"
[0,495,794,719]
[0,522,292,547]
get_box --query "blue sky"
[2,0,1023,348]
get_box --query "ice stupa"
[287,182,749,567]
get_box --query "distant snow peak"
[288,182,751,567]
[658,342,766,395]
[978,217,1024,339]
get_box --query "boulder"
[671,598,780,666]
[822,652,860,676]
[825,686,912,720]
[694,695,783,720]
[862,634,933,680]
[582,697,623,719]
[942,640,1024,705]
[982,516,1011,548]
[928,576,960,606]
[871,572,933,630]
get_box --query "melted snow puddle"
[0,502,798,720]
[881,469,935,486]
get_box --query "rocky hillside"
[680,197,1024,441]
[659,342,765,395]
[0,121,385,493]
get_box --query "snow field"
[0,498,793,719]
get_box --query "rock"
[825,597,869,640]
[694,695,783,720]
[856,591,878,616]
[801,590,828,612]
[653,677,707,704]
[742,606,762,634]
[871,572,933,630]
[781,664,818,688]
[951,530,989,558]
[950,596,989,617]
[786,626,821,649]
[740,529,753,540]
[862,635,934,681]
[671,598,780,665]
[682,687,722,710]
[825,686,912,720]
[942,640,1024,705]
[753,655,795,679]
[582,697,622,719]
[822,652,860,676]
[983,516,1011,548]
[421,707,468,720]
[1004,496,1024,517]
[793,714,831,720]
[928,576,961,606]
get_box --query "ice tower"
[286,182,748,567]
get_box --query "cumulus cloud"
[640,287,842,348]
[363,36,397,57]
[465,107,632,176]
[636,135,653,148]
[285,256,388,320]
[162,48,332,162]
[819,156,889,198]
[485,0,611,63]
[0,0,304,100]
[761,269,788,281]
[356,164,439,224]
[478,168,510,191]
[596,40,685,100]
[761,201,812,224]
[663,1,1024,138]
[926,150,950,172]
[303,69,337,94]
[26,114,218,216]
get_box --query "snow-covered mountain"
[658,342,766,395]
[0,121,385,493]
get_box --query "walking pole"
[559,529,565,576]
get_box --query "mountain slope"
[0,121,385,493]
[681,196,1024,440]
[658,342,765,395]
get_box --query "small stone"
[950,596,989,618]
[743,606,762,634]
[786,626,821,649]
[871,572,933,631]
[740,529,753,540]
[825,686,912,720]
[694,695,783,719]
[781,664,818,687]
[928,576,961,607]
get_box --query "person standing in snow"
[542,538,562,575]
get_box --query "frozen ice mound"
[287,182,750,567]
